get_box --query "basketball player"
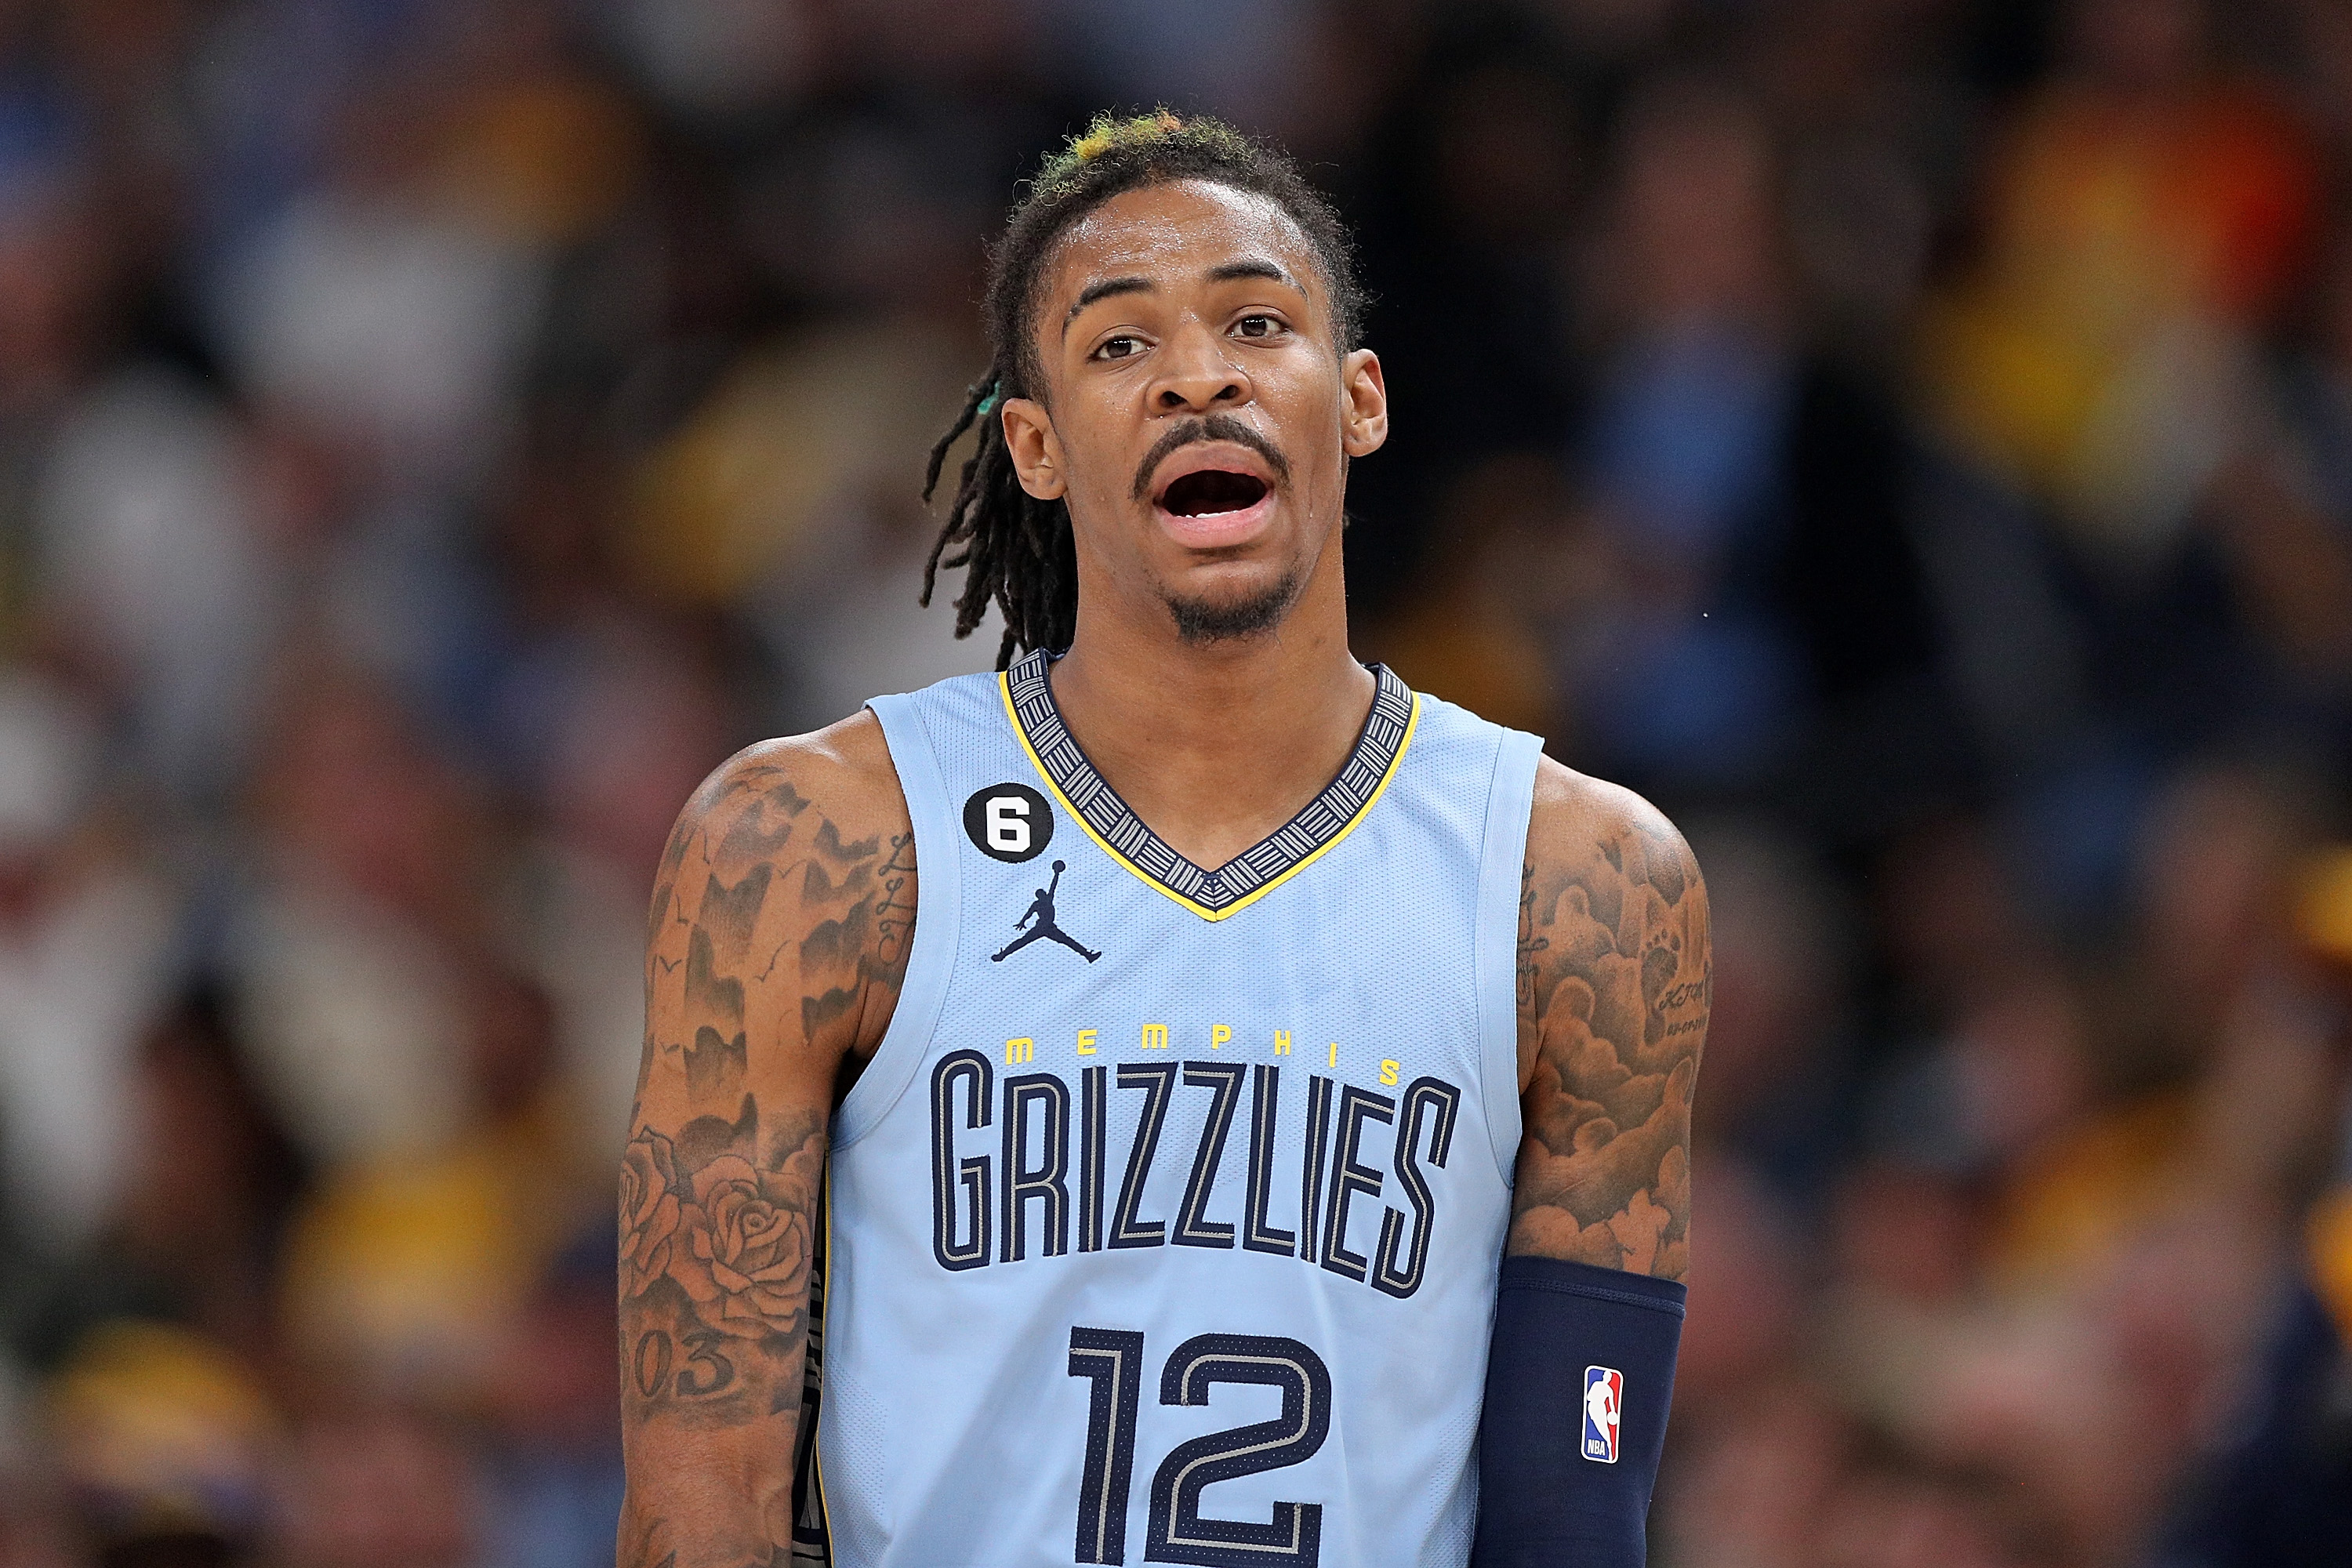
[620,113,1708,1568]
[993,860,1101,964]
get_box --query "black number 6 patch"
[964,783,1053,863]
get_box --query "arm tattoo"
[621,752,914,1567]
[1510,815,1708,1280]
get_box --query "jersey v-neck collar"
[996,647,1421,922]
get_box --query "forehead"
[1037,179,1327,324]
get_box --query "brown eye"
[1235,315,1279,339]
[1092,335,1144,361]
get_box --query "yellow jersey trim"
[996,666,1421,923]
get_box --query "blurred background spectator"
[0,0,2347,1564]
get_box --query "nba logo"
[1582,1367,1622,1463]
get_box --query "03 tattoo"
[1511,803,1708,1279]
[620,739,914,1568]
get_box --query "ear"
[1000,397,1067,500]
[1340,349,1388,458]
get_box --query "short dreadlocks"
[920,111,1366,667]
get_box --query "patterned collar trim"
[997,648,1420,922]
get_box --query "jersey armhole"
[1476,728,1543,1183]
[833,693,960,1150]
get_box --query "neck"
[1047,536,1373,869]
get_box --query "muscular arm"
[619,713,915,1568]
[1509,760,1709,1279]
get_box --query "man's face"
[1000,180,1386,644]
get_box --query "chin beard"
[1164,569,1303,645]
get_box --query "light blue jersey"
[804,648,1541,1568]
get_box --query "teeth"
[1160,469,1266,519]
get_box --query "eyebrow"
[1208,258,1297,288]
[1065,276,1151,330]
[1060,258,1305,335]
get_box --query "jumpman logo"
[991,859,1100,964]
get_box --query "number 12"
[1066,1327,1333,1566]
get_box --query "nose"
[1152,321,1250,413]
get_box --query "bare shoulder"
[643,709,918,1115]
[1518,759,1705,1042]
[1510,756,1709,1278]
[1524,756,1695,893]
[656,709,909,882]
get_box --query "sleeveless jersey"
[807,648,1541,1568]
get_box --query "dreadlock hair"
[920,110,1367,668]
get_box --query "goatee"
[1164,569,1302,644]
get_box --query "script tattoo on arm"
[1510,774,1708,1280]
[619,722,915,1568]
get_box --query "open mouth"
[1159,469,1270,517]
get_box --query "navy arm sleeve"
[1469,1255,1687,1566]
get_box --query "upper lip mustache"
[1133,414,1292,503]
[1148,443,1277,505]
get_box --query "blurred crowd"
[0,0,2349,1564]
